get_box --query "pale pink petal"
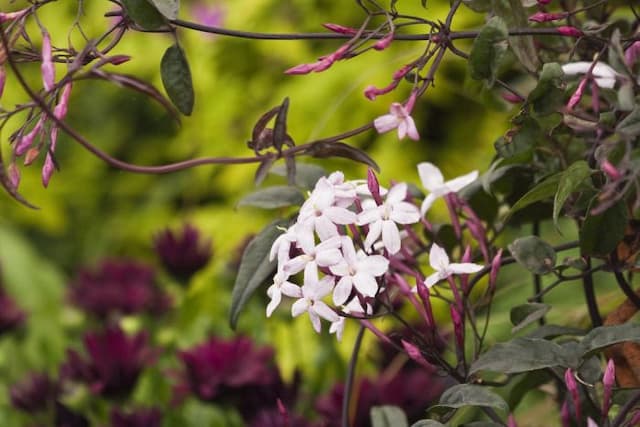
[363,220,382,251]
[418,162,444,191]
[387,183,407,204]
[429,244,450,271]
[374,114,400,134]
[281,282,302,298]
[390,202,420,224]
[353,273,379,297]
[420,193,439,216]
[316,248,343,267]
[449,262,484,274]
[404,116,420,140]
[308,311,322,333]
[291,299,309,317]
[389,102,408,118]
[314,301,339,322]
[325,206,357,224]
[313,276,336,299]
[315,215,338,240]
[358,255,389,276]
[444,170,479,192]
[333,277,353,306]
[357,207,382,226]
[382,220,401,254]
[283,255,310,276]
[424,272,440,288]
[340,237,358,265]
[397,120,408,140]
[330,318,345,341]
[329,261,350,277]
[266,287,282,317]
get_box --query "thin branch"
[342,325,365,427]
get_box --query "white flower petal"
[424,272,440,288]
[363,220,383,251]
[291,299,309,317]
[330,318,345,341]
[374,114,400,134]
[308,311,322,333]
[449,262,484,274]
[404,115,420,140]
[420,193,439,216]
[382,220,401,254]
[417,162,444,191]
[325,206,357,225]
[387,183,407,204]
[358,254,389,276]
[390,202,420,224]
[357,207,382,226]
[315,215,338,240]
[266,289,282,317]
[333,277,353,306]
[444,170,479,193]
[329,261,350,277]
[429,244,450,271]
[353,272,379,297]
[316,248,343,267]
[314,301,339,322]
[281,282,302,298]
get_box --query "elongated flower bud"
[567,78,588,110]
[15,116,45,156]
[367,168,382,205]
[322,23,358,35]
[41,31,55,91]
[602,359,615,417]
[54,82,73,120]
[601,160,622,181]
[24,148,40,166]
[0,65,5,99]
[529,12,568,23]
[488,249,503,294]
[401,339,433,370]
[41,152,55,188]
[0,9,29,24]
[564,368,582,422]
[8,163,20,189]
[557,26,583,37]
[373,33,394,51]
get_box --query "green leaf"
[528,63,564,115]
[491,0,540,72]
[149,0,179,19]
[506,173,561,219]
[553,160,592,228]
[510,303,551,333]
[527,325,585,340]
[470,338,571,374]
[468,16,508,86]
[579,324,640,355]
[237,186,304,209]
[229,219,288,329]
[411,421,446,427]
[306,141,379,171]
[160,44,194,116]
[121,0,166,30]
[580,201,627,256]
[433,384,508,413]
[462,0,492,12]
[508,236,556,275]
[273,97,290,152]
[616,106,640,138]
[371,406,408,427]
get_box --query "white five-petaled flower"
[269,222,314,265]
[328,237,389,305]
[290,269,339,333]
[561,61,619,89]
[357,182,421,254]
[424,243,483,288]
[418,162,478,216]
[374,102,420,141]
[329,298,371,342]
[266,271,300,317]
[283,235,343,281]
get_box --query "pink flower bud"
[15,115,45,156]
[488,249,503,293]
[567,77,588,110]
[8,163,20,189]
[42,153,55,188]
[313,58,334,73]
[373,33,394,51]
[405,91,418,114]
[537,0,552,4]
[104,55,131,66]
[401,339,433,370]
[322,23,358,35]
[284,62,316,75]
[450,305,465,358]
[364,81,398,100]
[393,64,413,80]
[529,12,568,23]
[507,414,518,427]
[557,26,583,37]
[0,65,5,99]
[501,92,524,103]
[367,168,382,205]
[24,148,40,166]
[40,31,55,91]
[602,359,615,417]
[625,41,640,68]
[416,279,435,328]
[54,82,73,120]
[564,368,582,422]
[560,400,571,427]
[601,160,622,181]
[0,9,29,23]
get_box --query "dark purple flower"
[68,259,171,319]
[55,402,89,427]
[249,406,313,427]
[0,290,26,336]
[62,326,156,398]
[110,407,162,427]
[154,224,212,282]
[10,372,58,412]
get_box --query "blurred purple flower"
[68,259,171,319]
[0,288,26,336]
[110,407,162,427]
[62,326,156,398]
[191,2,225,35]
[55,402,89,427]
[10,372,58,413]
[154,224,212,282]
[249,407,312,427]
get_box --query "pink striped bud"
[602,359,615,417]
[284,62,316,75]
[373,33,394,51]
[507,414,518,427]
[601,160,622,181]
[0,9,29,23]
[557,26,583,37]
[363,81,398,100]
[405,91,418,113]
[401,339,434,370]
[8,163,20,189]
[103,55,131,66]
[0,65,5,99]
[24,148,40,166]
[625,41,640,68]
[502,92,524,103]
[42,152,55,188]
[567,77,588,110]
[564,368,582,422]
[529,12,568,23]
[322,23,358,35]
[367,168,382,205]
[15,115,45,156]
[41,31,55,91]
[450,305,465,362]
[416,279,435,328]
[488,249,503,294]
[393,64,413,80]
[54,82,73,120]
[560,400,571,427]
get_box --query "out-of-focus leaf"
[285,155,296,186]
[250,105,280,151]
[618,82,635,112]
[254,157,275,186]
[528,63,564,115]
[237,186,304,209]
[511,303,551,333]
[616,106,640,138]
[579,324,640,355]
[306,141,379,171]
[432,384,508,413]
[580,201,627,256]
[272,163,327,190]
[468,16,508,86]
[160,44,194,116]
[462,0,492,12]
[229,219,288,329]
[411,421,446,427]
[149,0,179,20]
[274,97,290,152]
[491,0,540,72]
[527,325,585,339]
[371,406,408,427]
[121,0,166,30]
[508,236,556,275]
[553,160,592,228]
[506,173,561,220]
[470,338,571,374]
[494,117,541,162]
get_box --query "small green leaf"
[510,303,551,333]
[553,160,592,228]
[433,384,508,413]
[371,406,408,427]
[462,0,492,12]
[579,324,640,355]
[470,338,571,374]
[491,0,540,72]
[121,0,166,30]
[528,63,564,115]
[527,325,585,340]
[508,236,556,275]
[149,0,179,19]
[237,186,304,209]
[580,201,627,256]
[160,44,194,115]
[506,173,561,219]
[468,16,508,86]
[229,219,289,329]
[616,106,640,138]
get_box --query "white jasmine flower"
[266,271,300,317]
[290,269,338,333]
[418,162,478,216]
[561,61,619,89]
[329,298,372,341]
[424,243,483,288]
[283,235,343,280]
[374,102,420,141]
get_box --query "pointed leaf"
[506,173,561,220]
[273,97,290,152]
[580,201,627,256]
[121,0,166,30]
[250,105,280,150]
[470,338,571,374]
[149,0,179,19]
[468,16,508,86]
[160,44,194,115]
[511,303,550,333]
[508,236,556,275]
[579,324,640,355]
[553,160,592,228]
[306,141,379,171]
[491,0,540,72]
[616,106,640,138]
[433,384,508,413]
[527,324,585,340]
[371,406,408,427]
[230,219,289,329]
[528,63,564,115]
[237,186,305,209]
